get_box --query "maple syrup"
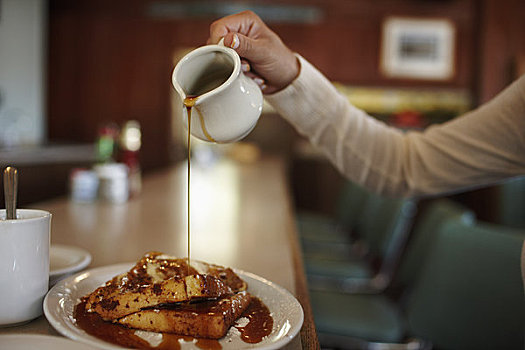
[75,296,272,349]
[236,297,273,343]
[75,298,221,349]
[184,96,196,273]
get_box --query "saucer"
[49,244,91,287]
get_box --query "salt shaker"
[94,163,129,203]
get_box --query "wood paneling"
[272,0,477,88]
[48,6,177,170]
[477,0,525,102]
[47,0,510,172]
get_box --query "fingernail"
[230,34,240,49]
[260,84,267,91]
[241,63,250,72]
[254,77,265,86]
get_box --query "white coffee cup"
[0,209,51,326]
[172,41,263,143]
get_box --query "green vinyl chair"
[311,201,525,350]
[310,199,475,348]
[393,199,475,291]
[496,175,525,229]
[305,193,417,293]
[404,219,525,350]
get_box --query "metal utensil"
[3,166,18,220]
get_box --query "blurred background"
[1,0,524,228]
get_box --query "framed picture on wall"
[380,17,456,81]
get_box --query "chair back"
[354,193,417,282]
[405,219,525,350]
[395,199,475,289]
[497,176,525,229]
[334,181,370,232]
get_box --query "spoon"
[3,166,18,220]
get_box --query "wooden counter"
[1,155,319,349]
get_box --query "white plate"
[0,334,100,350]
[49,244,92,286]
[44,263,304,350]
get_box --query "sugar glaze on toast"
[79,251,256,341]
[85,252,247,321]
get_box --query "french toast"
[85,252,247,320]
[75,252,277,345]
[117,291,252,339]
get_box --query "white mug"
[0,209,51,326]
[172,41,263,143]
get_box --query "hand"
[208,11,300,94]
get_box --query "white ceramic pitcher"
[172,41,263,143]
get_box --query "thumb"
[222,32,265,65]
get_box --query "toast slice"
[86,252,247,320]
[117,291,252,339]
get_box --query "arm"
[266,56,525,197]
[208,11,525,198]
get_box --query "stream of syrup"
[183,96,217,274]
[184,96,197,274]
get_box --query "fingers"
[221,33,240,49]
[208,10,296,94]
[240,59,250,73]
[208,22,228,45]
[209,10,261,44]
[222,32,269,66]
[245,72,266,91]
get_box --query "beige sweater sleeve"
[265,55,525,198]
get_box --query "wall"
[477,0,525,102]
[46,0,482,171]
[47,0,178,170]
[272,0,477,89]
[0,0,46,148]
